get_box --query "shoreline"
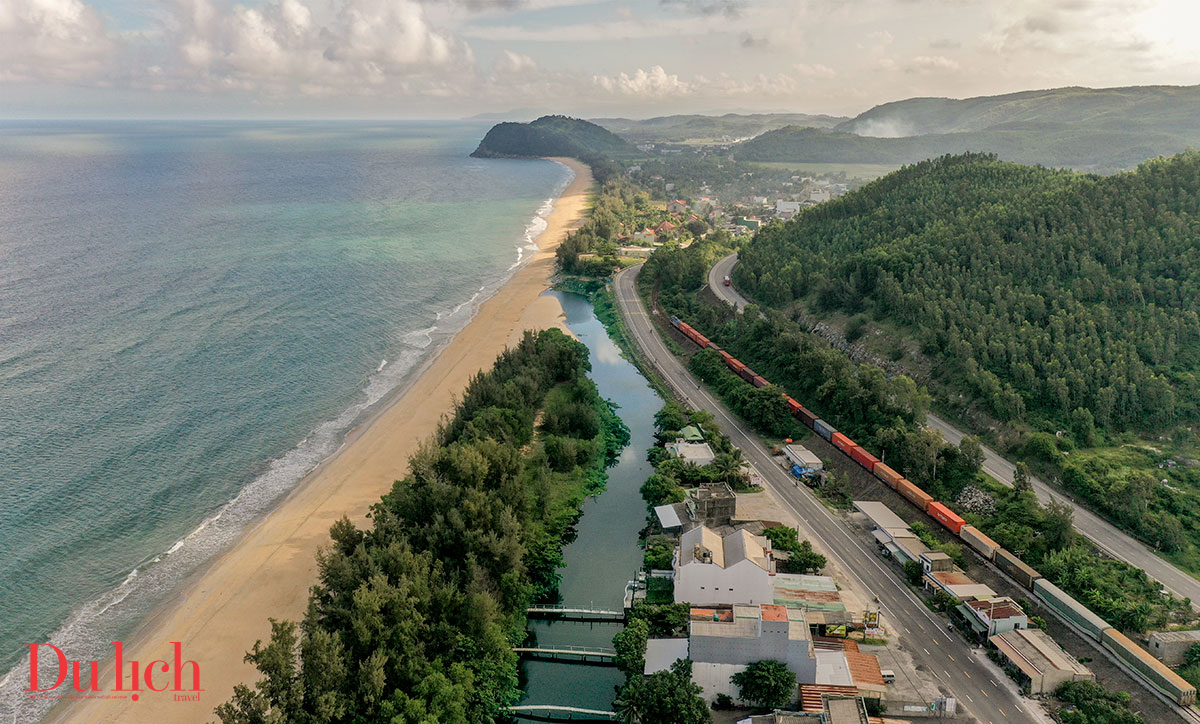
[46,156,593,724]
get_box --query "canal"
[517,290,661,712]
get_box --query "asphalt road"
[708,252,1200,609]
[614,264,1036,724]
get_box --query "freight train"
[667,314,1197,707]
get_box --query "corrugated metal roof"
[654,503,683,529]
[643,638,689,675]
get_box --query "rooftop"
[689,604,809,641]
[990,627,1093,678]
[1151,629,1200,643]
[853,501,909,532]
[679,525,771,570]
[967,597,1026,621]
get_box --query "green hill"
[737,151,1200,433]
[471,115,635,162]
[836,85,1200,137]
[735,86,1200,172]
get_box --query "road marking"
[965,694,973,702]
[948,654,956,662]
[923,648,930,655]
[964,671,971,679]
[981,689,989,697]
[990,679,999,687]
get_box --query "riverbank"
[48,157,593,724]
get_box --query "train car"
[795,405,818,429]
[959,525,1000,561]
[750,375,768,388]
[669,316,682,329]
[812,419,834,441]
[926,501,966,535]
[1033,578,1110,640]
[691,330,711,348]
[849,446,880,473]
[739,367,759,385]
[896,478,934,510]
[784,397,803,415]
[1101,628,1197,706]
[831,432,854,453]
[994,548,1042,590]
[873,462,903,489]
[706,341,722,352]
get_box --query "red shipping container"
[849,446,880,472]
[784,397,802,415]
[831,432,854,452]
[795,406,818,428]
[751,375,768,388]
[897,478,934,510]
[927,501,966,534]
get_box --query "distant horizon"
[5,0,1199,119]
[5,80,1199,124]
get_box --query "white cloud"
[494,49,537,74]
[167,0,474,95]
[794,62,836,78]
[0,0,117,82]
[593,65,691,97]
[909,54,959,73]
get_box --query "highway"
[614,264,1035,724]
[708,252,1200,608]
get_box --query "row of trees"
[643,238,1196,633]
[215,330,629,724]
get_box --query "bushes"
[1054,680,1146,724]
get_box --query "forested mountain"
[836,85,1200,137]
[735,85,1200,172]
[471,115,634,168]
[735,151,1200,435]
[592,112,845,144]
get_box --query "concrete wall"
[674,559,772,606]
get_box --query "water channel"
[516,290,662,712]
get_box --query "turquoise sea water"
[0,121,570,721]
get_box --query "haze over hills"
[591,113,846,144]
[836,85,1200,138]
[730,85,1200,173]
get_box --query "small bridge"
[512,645,617,666]
[527,605,626,623]
[508,704,616,722]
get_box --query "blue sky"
[3,0,1199,119]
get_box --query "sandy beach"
[47,157,592,724]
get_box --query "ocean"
[0,121,571,721]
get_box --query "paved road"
[709,253,1200,608]
[615,265,1035,724]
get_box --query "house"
[679,424,705,442]
[960,597,1028,637]
[666,441,716,466]
[990,627,1094,694]
[654,220,678,235]
[776,200,802,216]
[808,188,832,204]
[924,570,996,601]
[632,227,656,244]
[674,526,775,605]
[686,483,736,524]
[855,500,930,564]
[920,551,954,573]
[688,604,817,703]
[667,199,689,214]
[1148,630,1200,666]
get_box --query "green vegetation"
[472,115,633,170]
[909,521,966,569]
[614,659,710,724]
[215,330,627,724]
[1054,680,1146,724]
[731,659,796,710]
[613,617,650,677]
[736,86,1200,172]
[642,230,1195,633]
[736,150,1200,568]
[762,526,827,574]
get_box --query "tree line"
[214,329,629,724]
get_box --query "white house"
[674,526,774,605]
[667,199,689,214]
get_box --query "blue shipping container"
[791,464,804,479]
[813,419,834,441]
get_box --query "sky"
[2,0,1199,119]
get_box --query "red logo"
[24,642,202,702]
